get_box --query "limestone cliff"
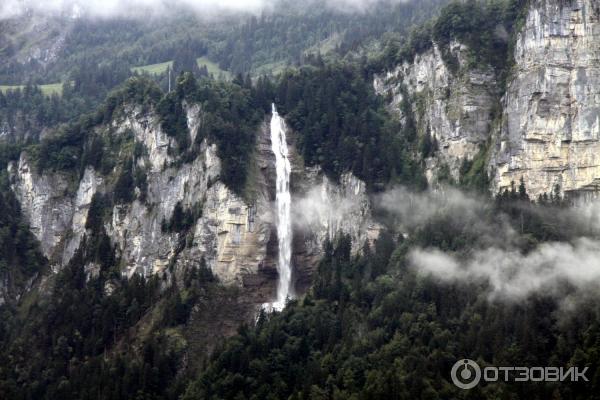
[292,170,383,291]
[374,40,498,183]
[376,0,600,200]
[7,155,66,262]
[7,101,380,306]
[8,104,276,291]
[491,0,600,200]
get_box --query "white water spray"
[266,103,293,311]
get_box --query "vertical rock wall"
[374,41,498,183]
[491,0,600,199]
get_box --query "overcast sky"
[0,0,412,19]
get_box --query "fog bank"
[1,0,415,20]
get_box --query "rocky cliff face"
[491,0,600,200]
[374,41,498,183]
[7,155,96,269]
[376,0,600,200]
[7,101,380,305]
[9,105,276,290]
[292,169,383,291]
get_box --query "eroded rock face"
[7,99,381,308]
[491,0,600,199]
[7,104,274,288]
[106,138,223,279]
[95,107,276,287]
[62,167,103,267]
[8,158,103,272]
[8,155,88,269]
[374,41,498,182]
[185,102,204,145]
[291,168,382,291]
[120,105,175,173]
[186,182,273,284]
[295,172,381,252]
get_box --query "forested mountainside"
[0,0,449,143]
[1,0,600,399]
[0,0,450,83]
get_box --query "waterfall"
[267,103,293,311]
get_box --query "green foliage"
[80,135,105,171]
[184,199,600,400]
[4,6,594,400]
[0,231,219,399]
[0,259,174,399]
[495,180,576,243]
[157,89,191,152]
[431,0,524,82]
[435,162,454,185]
[459,144,490,192]
[196,82,260,194]
[419,127,438,158]
[82,193,117,270]
[162,201,203,234]
[209,0,450,75]
[379,0,527,90]
[0,62,133,143]
[25,77,160,175]
[159,73,261,194]
[85,193,107,234]
[1,0,452,87]
[100,76,162,123]
[9,56,427,199]
[0,142,22,166]
[35,119,88,173]
[273,63,426,190]
[12,72,259,199]
[111,157,148,205]
[113,159,136,204]
[382,22,435,70]
[172,45,204,78]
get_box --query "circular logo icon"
[451,359,481,389]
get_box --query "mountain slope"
[0,0,452,84]
[1,1,600,399]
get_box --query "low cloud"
[409,239,600,301]
[0,0,415,20]
[377,186,600,241]
[378,186,600,307]
[0,0,269,19]
[376,186,489,228]
[376,186,519,248]
[293,184,358,230]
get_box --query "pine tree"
[518,176,529,201]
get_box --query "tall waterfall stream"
[265,104,293,311]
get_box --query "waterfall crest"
[266,104,293,311]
